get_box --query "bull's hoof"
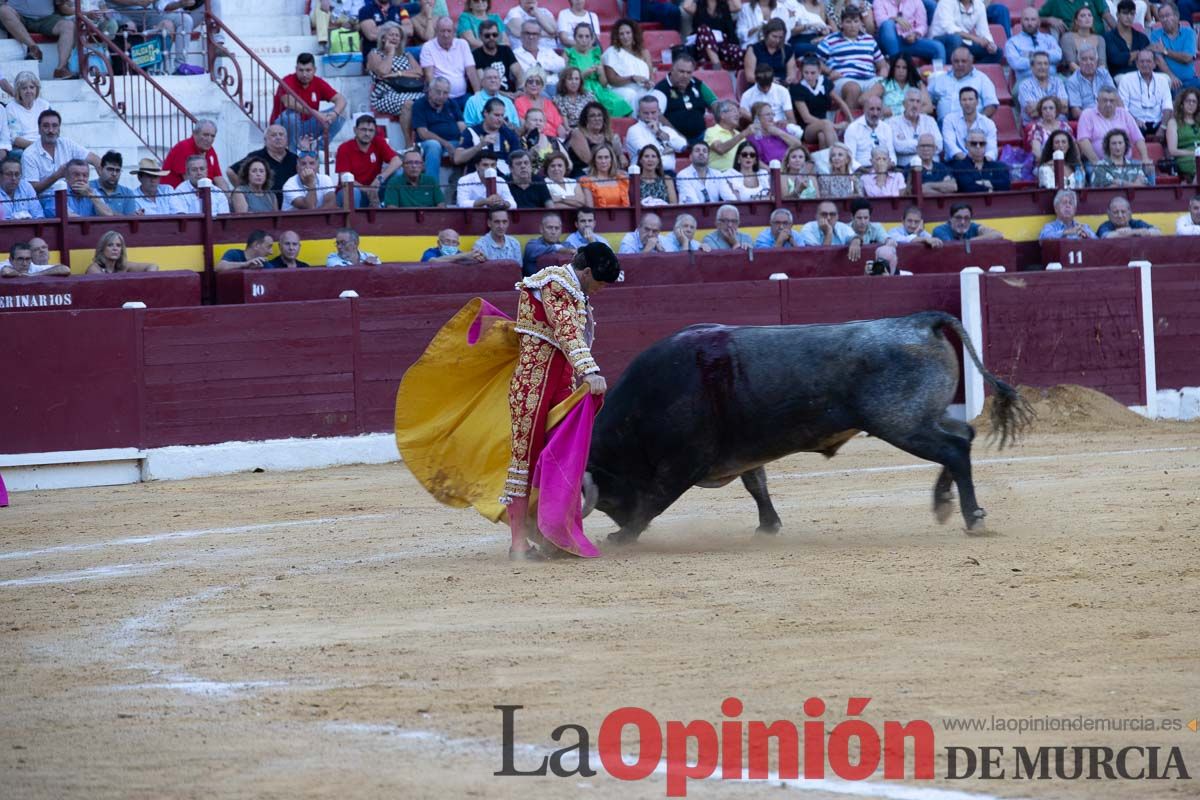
[755,523,781,535]
[964,508,987,532]
[607,530,640,545]
[933,494,955,525]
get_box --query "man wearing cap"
[90,151,138,216]
[131,158,175,216]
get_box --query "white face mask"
[440,245,460,256]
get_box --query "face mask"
[440,245,460,256]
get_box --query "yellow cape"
[394,298,587,523]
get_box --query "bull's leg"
[741,467,782,534]
[878,426,985,531]
[606,474,703,545]
[932,417,975,524]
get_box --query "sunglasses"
[482,31,498,37]
[967,141,986,146]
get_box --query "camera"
[865,258,891,276]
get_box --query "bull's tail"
[926,313,1034,449]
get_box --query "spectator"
[1040,0,1111,36]
[272,52,347,151]
[1061,8,1107,75]
[1174,194,1200,235]
[745,100,804,166]
[543,152,584,207]
[359,0,411,60]
[790,57,851,151]
[464,68,521,128]
[816,6,887,110]
[472,207,523,261]
[580,144,631,207]
[519,105,563,170]
[1038,189,1096,240]
[927,47,999,122]
[703,204,753,250]
[914,133,958,193]
[282,150,339,211]
[1036,130,1086,190]
[1096,196,1161,238]
[265,231,310,269]
[0,0,76,78]
[844,94,898,168]
[691,0,743,70]
[1,239,69,277]
[1104,0,1148,77]
[456,98,522,176]
[1149,3,1199,92]
[227,126,298,207]
[64,159,114,218]
[408,0,440,48]
[310,0,365,55]
[216,230,275,273]
[230,157,280,214]
[1166,88,1200,182]
[569,101,630,175]
[818,141,860,198]
[736,0,776,48]
[754,207,805,248]
[84,231,159,274]
[676,142,736,204]
[22,110,102,215]
[880,53,933,119]
[931,201,1004,241]
[662,212,709,252]
[1005,8,1062,85]
[861,148,906,197]
[564,206,608,249]
[27,238,65,274]
[929,0,999,64]
[1078,87,1149,163]
[1017,52,1067,126]
[876,0,942,63]
[783,144,819,199]
[798,199,858,245]
[603,18,656,111]
[383,149,445,207]
[326,228,382,266]
[727,140,773,200]
[618,212,666,253]
[567,22,631,119]
[130,158,174,216]
[1066,46,1115,122]
[506,0,558,49]
[1117,51,1173,139]
[474,20,521,92]
[625,95,688,173]
[456,149,517,209]
[506,149,550,208]
[887,204,943,248]
[889,87,942,167]
[411,78,464,181]
[421,16,480,103]
[743,19,794,85]
[951,131,1009,192]
[634,144,678,205]
[1026,95,1072,155]
[1091,128,1151,187]
[421,228,488,263]
[161,119,227,191]
[5,71,49,153]
[458,0,508,49]
[516,69,564,139]
[557,0,600,48]
[335,114,401,208]
[941,86,997,161]
[654,54,720,147]
[554,67,598,131]
[168,155,232,215]
[522,212,575,273]
[368,22,426,133]
[705,100,753,171]
[514,20,566,94]
[0,156,43,219]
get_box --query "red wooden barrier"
[215,261,521,304]
[0,272,201,313]
[980,268,1146,405]
[1039,236,1196,269]
[1151,264,1200,390]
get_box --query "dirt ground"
[2,389,1198,800]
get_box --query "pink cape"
[0,471,8,507]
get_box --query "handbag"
[384,74,426,93]
[329,28,361,54]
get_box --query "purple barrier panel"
[1039,236,1191,270]
[0,271,200,313]
[140,301,358,446]
[215,261,522,304]
[0,309,141,454]
[980,267,1145,405]
[1151,264,1200,390]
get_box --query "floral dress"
[370,52,423,115]
[554,90,597,130]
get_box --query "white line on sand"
[0,562,176,587]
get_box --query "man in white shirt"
[504,0,557,50]
[941,86,998,161]
[169,154,231,215]
[927,46,999,121]
[674,142,736,204]
[886,204,943,248]
[282,150,338,211]
[1117,50,1174,137]
[739,62,796,126]
[618,213,667,253]
[1175,194,1200,235]
[887,88,942,167]
[129,158,175,216]
[21,109,101,215]
[843,94,897,168]
[624,95,688,174]
[455,150,517,209]
[513,20,565,95]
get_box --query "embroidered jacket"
[513,265,599,376]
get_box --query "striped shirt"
[816,33,883,81]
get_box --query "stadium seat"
[989,23,1007,52]
[643,29,683,61]
[695,69,735,102]
[1145,141,1165,162]
[977,63,1013,104]
[612,116,636,139]
[994,106,1022,147]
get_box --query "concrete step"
[222,14,310,37]
[1,58,41,82]
[222,0,306,18]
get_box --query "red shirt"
[271,73,338,124]
[335,136,398,185]
[161,137,222,189]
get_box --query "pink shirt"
[874,0,928,37]
[419,38,475,98]
[1077,106,1144,156]
[861,171,907,197]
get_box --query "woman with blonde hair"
[515,68,564,138]
[367,21,425,134]
[1060,7,1105,72]
[4,72,50,152]
[818,142,858,197]
[85,231,159,274]
[579,143,630,208]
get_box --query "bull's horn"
[581,472,598,518]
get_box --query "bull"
[582,311,1032,542]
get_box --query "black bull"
[582,311,1033,541]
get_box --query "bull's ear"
[582,472,598,518]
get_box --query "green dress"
[1174,120,1200,178]
[566,47,632,119]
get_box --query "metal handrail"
[74,0,199,160]
[203,12,332,171]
